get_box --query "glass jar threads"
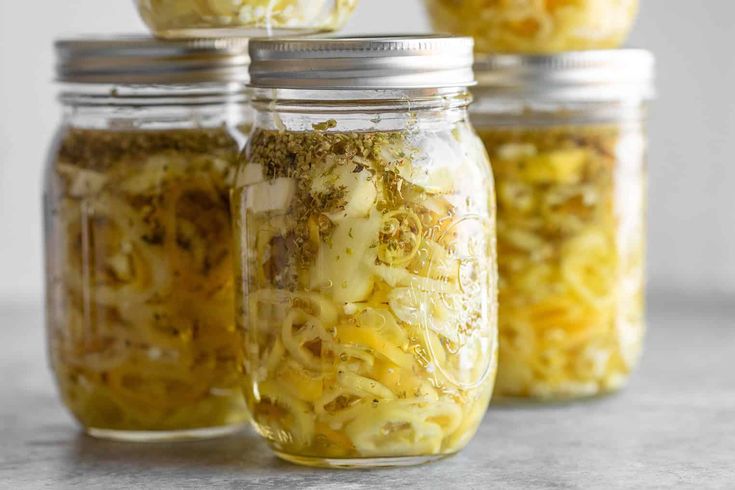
[44,37,253,441]
[423,0,639,53]
[134,0,359,39]
[233,36,498,467]
[471,50,654,400]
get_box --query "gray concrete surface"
[0,294,733,489]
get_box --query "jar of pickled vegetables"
[423,0,639,53]
[44,37,253,441]
[135,0,359,39]
[471,50,654,400]
[233,36,498,467]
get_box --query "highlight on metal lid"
[55,35,250,84]
[247,35,476,90]
[474,49,655,102]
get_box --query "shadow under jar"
[44,37,253,441]
[134,0,359,39]
[233,36,498,468]
[471,50,655,400]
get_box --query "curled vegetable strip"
[233,125,497,462]
[378,210,424,266]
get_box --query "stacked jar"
[422,0,655,400]
[134,0,358,38]
[424,0,640,54]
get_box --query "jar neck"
[249,87,472,132]
[58,83,250,130]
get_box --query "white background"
[1,0,734,303]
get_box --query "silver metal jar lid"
[248,35,475,90]
[474,49,655,102]
[55,35,250,84]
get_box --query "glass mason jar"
[423,0,639,54]
[471,50,654,400]
[233,36,498,468]
[44,37,253,441]
[134,0,359,39]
